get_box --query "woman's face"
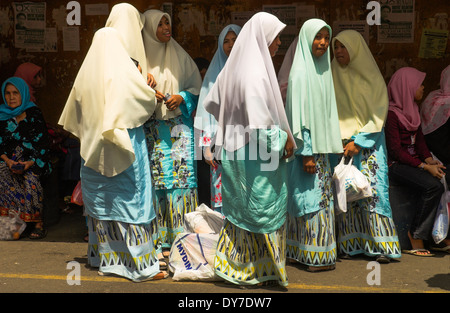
[31,71,42,88]
[4,84,22,109]
[312,28,330,58]
[268,35,281,57]
[222,31,237,57]
[333,40,350,66]
[156,16,171,43]
[415,85,425,101]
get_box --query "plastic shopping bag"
[432,178,450,244]
[333,157,373,214]
[0,210,26,240]
[168,233,221,281]
[184,203,224,234]
[71,180,83,206]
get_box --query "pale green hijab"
[286,19,342,154]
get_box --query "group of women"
[1,2,445,286]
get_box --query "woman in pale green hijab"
[331,30,401,263]
[285,19,342,272]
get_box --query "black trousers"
[389,163,449,241]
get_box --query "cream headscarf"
[203,12,294,153]
[142,9,202,120]
[58,4,156,177]
[331,30,389,139]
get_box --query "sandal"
[307,264,336,272]
[375,255,391,264]
[402,249,435,257]
[29,227,47,239]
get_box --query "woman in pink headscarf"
[14,63,43,103]
[420,65,450,165]
[385,67,449,257]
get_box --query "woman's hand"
[303,155,316,174]
[423,163,446,180]
[147,73,157,88]
[343,141,361,157]
[282,136,295,159]
[425,157,441,166]
[155,90,165,102]
[204,146,219,168]
[165,94,184,111]
[9,160,34,175]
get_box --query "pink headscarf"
[14,62,42,102]
[388,67,426,131]
[420,64,450,135]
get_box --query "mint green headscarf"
[285,19,342,154]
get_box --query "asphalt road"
[1,207,449,299]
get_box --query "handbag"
[432,177,450,244]
[70,180,83,206]
[333,156,373,214]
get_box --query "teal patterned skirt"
[286,154,337,268]
[214,220,288,287]
[87,216,161,282]
[335,143,401,258]
[154,188,198,249]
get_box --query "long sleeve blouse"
[385,110,432,167]
[0,106,51,176]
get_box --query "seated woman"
[385,67,449,256]
[0,77,51,239]
[420,64,450,166]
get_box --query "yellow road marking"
[0,272,444,293]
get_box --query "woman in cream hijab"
[204,12,294,287]
[142,10,202,255]
[331,30,401,263]
[58,3,165,282]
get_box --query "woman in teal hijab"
[285,19,342,272]
[0,77,51,239]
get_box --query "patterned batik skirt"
[214,220,288,287]
[286,154,337,268]
[87,216,161,282]
[154,188,198,249]
[335,145,401,259]
[209,164,222,211]
[0,154,44,223]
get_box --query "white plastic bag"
[333,157,373,213]
[184,203,224,234]
[432,178,450,244]
[0,210,26,240]
[168,232,221,281]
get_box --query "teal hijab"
[285,19,342,154]
[0,77,37,121]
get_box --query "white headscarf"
[203,12,294,153]
[58,4,156,177]
[142,9,202,120]
[278,36,298,105]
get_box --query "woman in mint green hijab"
[285,19,342,272]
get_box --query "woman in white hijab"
[58,3,165,282]
[204,12,295,287]
[142,10,202,256]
